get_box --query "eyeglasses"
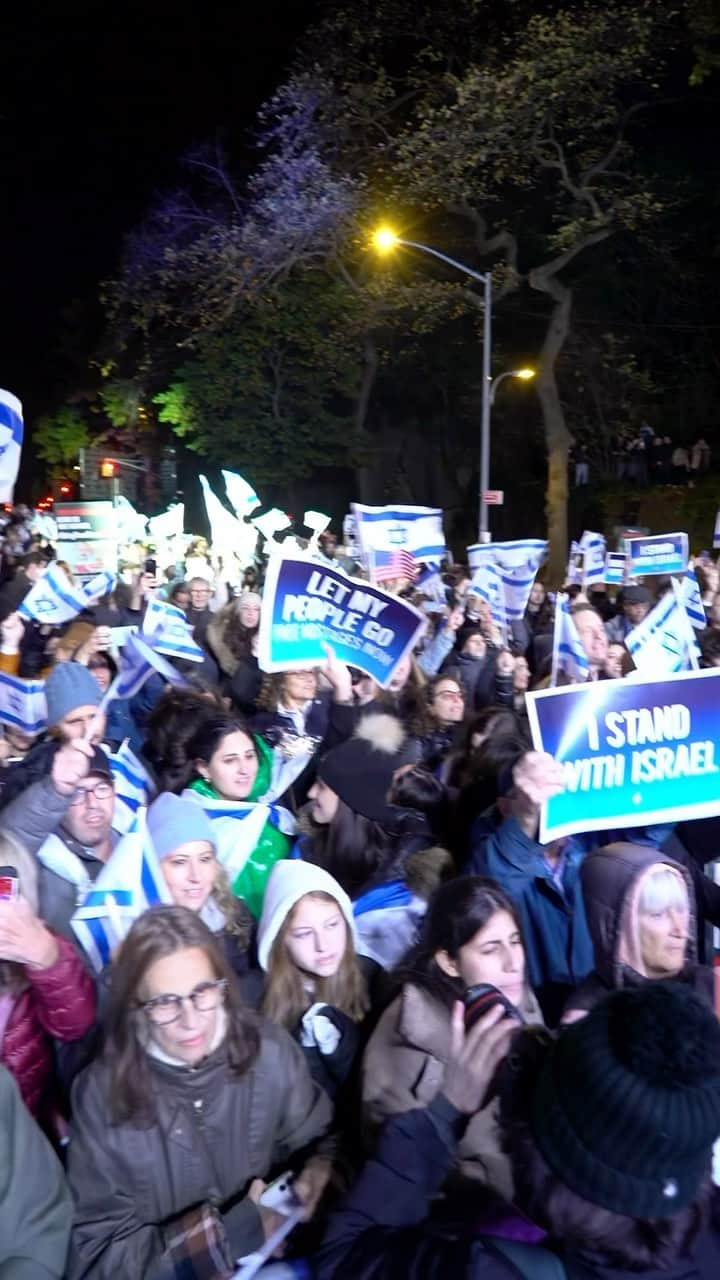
[68,781,114,806]
[140,979,228,1025]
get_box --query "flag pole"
[550,592,563,688]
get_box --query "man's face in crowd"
[431,679,465,725]
[573,608,608,669]
[58,705,105,744]
[63,773,115,848]
[624,599,650,626]
[462,633,487,661]
[189,580,211,611]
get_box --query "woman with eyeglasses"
[66,905,334,1279]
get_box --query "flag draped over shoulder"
[552,594,590,685]
[142,597,204,663]
[18,563,116,625]
[71,812,172,972]
[0,671,47,735]
[352,504,446,582]
[0,388,24,504]
[182,787,296,917]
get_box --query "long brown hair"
[262,891,368,1030]
[105,905,260,1125]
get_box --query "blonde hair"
[261,891,369,1030]
[212,864,252,947]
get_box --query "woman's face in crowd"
[463,634,487,661]
[173,586,190,610]
[200,730,258,800]
[639,892,689,978]
[282,669,319,705]
[140,946,220,1065]
[308,777,340,825]
[605,643,626,679]
[529,583,545,608]
[162,841,218,913]
[239,599,261,630]
[513,657,530,692]
[437,908,525,1008]
[284,894,348,979]
[89,661,113,693]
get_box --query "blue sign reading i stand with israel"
[525,668,720,843]
[624,531,688,578]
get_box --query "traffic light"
[99,458,117,479]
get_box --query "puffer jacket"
[564,843,714,1018]
[67,1016,334,1279]
[1,936,97,1116]
[361,981,543,1205]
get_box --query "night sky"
[1,3,316,426]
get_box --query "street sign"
[483,490,504,505]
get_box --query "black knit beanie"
[317,712,412,825]
[531,983,720,1218]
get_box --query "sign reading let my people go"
[257,553,426,688]
[526,669,720,842]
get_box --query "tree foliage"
[33,406,90,482]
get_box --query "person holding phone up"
[0,831,96,1124]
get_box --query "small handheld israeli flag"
[109,739,157,834]
[19,562,116,625]
[71,811,172,972]
[580,530,606,587]
[142,597,204,663]
[105,632,188,702]
[469,539,548,622]
[679,568,707,630]
[222,469,261,517]
[551,594,590,686]
[626,585,700,674]
[0,671,47,735]
[353,504,446,574]
[0,388,24,504]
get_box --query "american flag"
[374,549,419,583]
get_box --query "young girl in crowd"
[146,792,254,975]
[67,906,334,1278]
[362,876,541,1206]
[256,860,371,1097]
[0,833,96,1122]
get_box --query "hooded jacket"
[564,844,713,1018]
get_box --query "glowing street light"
[489,367,536,405]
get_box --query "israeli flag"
[679,568,707,630]
[0,671,47,735]
[625,585,700,675]
[0,388,24,504]
[19,562,116,625]
[552,594,590,685]
[142,597,204,663]
[352,504,446,569]
[104,632,188,702]
[222,469,261,517]
[470,560,503,624]
[113,495,148,542]
[71,811,172,972]
[109,740,157,834]
[468,539,548,621]
[200,474,258,564]
[580,530,606,587]
[182,788,296,890]
[566,540,583,586]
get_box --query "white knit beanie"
[257,859,357,971]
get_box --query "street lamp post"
[373,230,494,541]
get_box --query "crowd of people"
[1,503,720,1279]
